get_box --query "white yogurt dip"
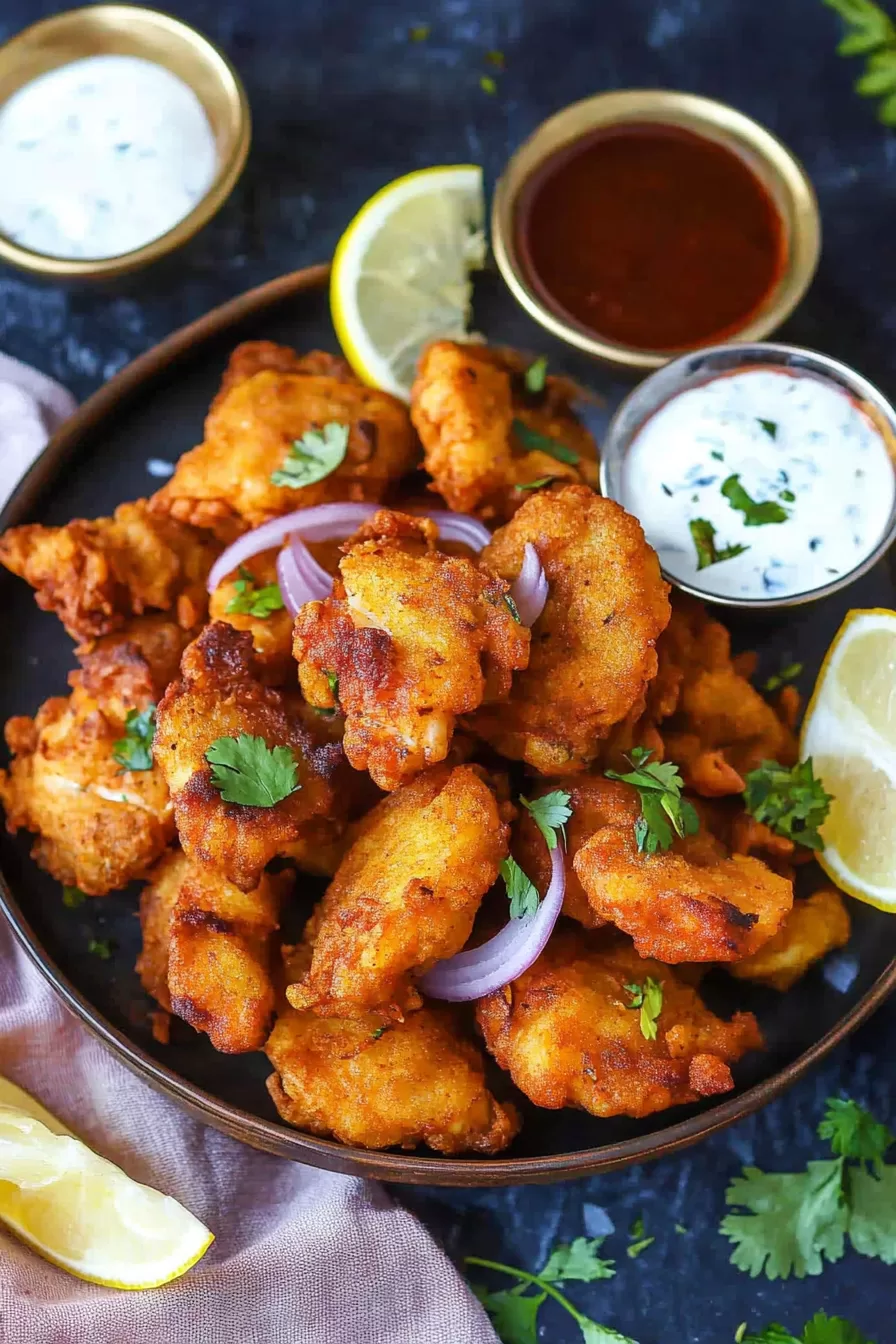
[619,367,896,599]
[0,55,217,260]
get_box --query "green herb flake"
[112,705,156,772]
[270,422,349,489]
[763,661,803,693]
[711,449,725,461]
[743,758,833,851]
[624,977,664,1040]
[500,856,540,919]
[88,938,114,960]
[371,1025,390,1041]
[524,355,548,393]
[512,417,580,465]
[515,475,560,492]
[722,473,790,526]
[734,1325,747,1344]
[626,1237,655,1260]
[326,670,340,704]
[62,886,86,909]
[504,593,522,623]
[205,733,300,808]
[519,789,573,850]
[689,518,750,570]
[225,566,285,618]
[674,1223,688,1235]
[606,747,699,854]
[757,418,779,440]
[780,489,796,503]
[409,23,430,41]
[825,0,896,125]
[480,74,498,95]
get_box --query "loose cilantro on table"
[722,473,790,526]
[225,566,285,618]
[524,356,548,393]
[88,938,114,960]
[757,418,779,440]
[605,748,699,855]
[205,734,300,807]
[62,886,86,909]
[270,422,349,488]
[763,661,803,693]
[689,517,750,570]
[721,1096,896,1280]
[825,0,896,125]
[623,978,663,1041]
[500,857,540,919]
[112,705,156,772]
[742,759,833,851]
[480,74,498,95]
[519,789,572,850]
[512,418,580,465]
[741,1311,875,1343]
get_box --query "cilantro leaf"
[270,422,349,489]
[466,1254,637,1344]
[689,517,750,569]
[845,1162,896,1264]
[605,748,699,854]
[539,1237,615,1283]
[825,0,896,125]
[819,1097,894,1166]
[62,886,86,909]
[88,938,115,960]
[524,356,548,394]
[225,566,285,618]
[743,759,833,851]
[475,1285,544,1344]
[112,705,156,772]
[504,593,522,623]
[205,734,300,807]
[764,661,803,693]
[624,978,663,1040]
[579,1323,639,1344]
[801,1313,875,1344]
[519,789,573,850]
[757,418,779,439]
[740,1327,799,1343]
[515,475,561,492]
[480,74,498,95]
[501,856,540,919]
[512,418,580,464]
[721,1159,848,1279]
[722,473,790,526]
[625,1237,655,1259]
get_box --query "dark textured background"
[1,1,895,1340]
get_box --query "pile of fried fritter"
[0,339,851,1156]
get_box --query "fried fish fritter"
[468,486,671,775]
[286,764,508,1021]
[154,622,339,891]
[0,501,218,642]
[267,944,519,1153]
[151,345,418,538]
[728,886,851,991]
[477,931,763,1118]
[410,341,598,519]
[208,548,295,685]
[294,510,530,791]
[572,778,793,962]
[137,848,285,1053]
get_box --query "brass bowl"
[0,4,251,279]
[492,89,822,371]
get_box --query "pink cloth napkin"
[0,358,498,1344]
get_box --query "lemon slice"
[0,1101,213,1288]
[801,607,896,911]
[330,164,486,399]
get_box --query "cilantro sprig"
[721,1096,896,1280]
[270,422,349,488]
[722,474,791,526]
[605,748,699,854]
[689,518,750,570]
[112,705,156,772]
[740,1312,874,1343]
[62,886,86,909]
[205,733,300,807]
[825,0,896,125]
[515,475,561,492]
[501,857,540,919]
[623,978,664,1041]
[743,759,833,851]
[512,418,580,465]
[524,356,548,394]
[519,789,572,849]
[225,566,285,618]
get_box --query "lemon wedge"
[801,607,896,911]
[330,164,486,399]
[0,1095,212,1288]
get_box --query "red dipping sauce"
[516,122,786,353]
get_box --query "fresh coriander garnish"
[371,1025,390,1041]
[225,566,285,618]
[757,418,779,440]
[62,886,86,909]
[605,748,699,854]
[205,733,300,807]
[743,758,833,851]
[711,449,725,461]
[825,0,896,125]
[504,593,522,623]
[763,661,803,693]
[325,670,340,703]
[480,74,498,95]
[623,977,663,1041]
[722,473,790,526]
[112,705,156,772]
[88,938,114,960]
[524,355,548,393]
[721,1094,896,1280]
[512,418,580,465]
[515,475,560,492]
[519,789,572,850]
[626,1236,655,1260]
[501,856,540,919]
[741,1312,873,1343]
[270,422,349,489]
[674,1223,688,1235]
[689,518,750,570]
[780,489,796,503]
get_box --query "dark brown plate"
[1,263,894,1186]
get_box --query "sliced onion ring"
[408,508,492,552]
[510,542,548,626]
[277,538,332,616]
[419,845,565,1002]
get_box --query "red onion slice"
[410,508,492,552]
[419,845,565,1002]
[276,539,331,616]
[510,542,549,626]
[207,503,379,593]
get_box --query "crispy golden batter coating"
[294,511,530,791]
[208,548,295,685]
[286,764,508,1021]
[729,886,851,991]
[137,849,286,1052]
[0,626,180,895]
[154,623,339,891]
[468,487,671,774]
[572,779,793,962]
[210,341,354,412]
[267,943,519,1153]
[0,501,218,642]
[151,350,418,538]
[476,931,763,1118]
[410,341,598,519]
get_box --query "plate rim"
[1,262,894,1187]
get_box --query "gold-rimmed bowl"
[491,89,822,372]
[0,4,251,280]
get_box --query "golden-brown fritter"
[476,931,763,1118]
[137,849,285,1053]
[151,352,418,538]
[410,341,599,519]
[468,486,671,774]
[286,764,508,1021]
[572,779,793,962]
[154,622,339,891]
[729,886,851,991]
[0,501,218,642]
[267,943,519,1153]
[210,341,354,412]
[294,510,530,791]
[208,548,294,685]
